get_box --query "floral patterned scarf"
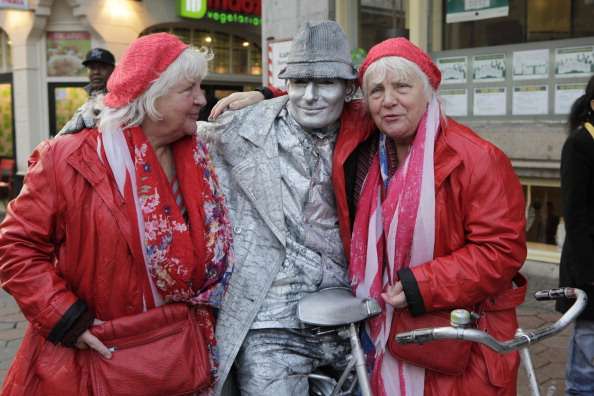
[101,126,234,308]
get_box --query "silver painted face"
[287,79,347,130]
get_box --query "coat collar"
[434,118,462,188]
[64,131,141,263]
[221,97,290,246]
[237,96,289,152]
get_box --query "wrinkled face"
[154,78,206,140]
[87,62,114,92]
[366,69,428,145]
[287,79,347,130]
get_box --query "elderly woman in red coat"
[212,37,527,396]
[331,38,527,396]
[0,33,233,395]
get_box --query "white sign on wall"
[513,49,549,80]
[441,89,468,117]
[267,40,292,90]
[474,87,506,116]
[512,85,548,115]
[473,53,506,82]
[437,57,467,84]
[555,83,585,114]
[555,46,594,78]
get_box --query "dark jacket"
[557,125,594,320]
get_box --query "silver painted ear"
[344,81,357,103]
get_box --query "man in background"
[56,48,115,135]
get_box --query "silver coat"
[197,96,346,395]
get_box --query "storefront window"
[48,83,88,137]
[0,29,11,73]
[211,32,230,74]
[524,183,562,247]
[444,0,594,50]
[0,82,13,157]
[232,35,248,75]
[359,0,407,51]
[141,26,261,77]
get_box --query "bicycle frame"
[298,287,381,396]
[395,288,587,396]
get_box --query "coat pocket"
[34,341,86,396]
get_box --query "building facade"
[262,0,594,265]
[0,0,262,182]
[1,0,593,265]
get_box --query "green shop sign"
[178,0,261,26]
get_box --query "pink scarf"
[350,96,440,396]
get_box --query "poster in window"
[46,32,91,77]
[0,0,28,9]
[513,49,549,80]
[437,57,467,84]
[54,87,88,133]
[512,85,548,115]
[555,46,594,78]
[555,83,585,114]
[441,89,468,117]
[473,87,506,116]
[473,53,506,82]
[446,0,509,23]
[267,39,292,90]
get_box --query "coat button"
[233,225,242,234]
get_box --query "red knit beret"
[104,33,188,108]
[358,37,441,90]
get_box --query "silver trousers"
[234,328,350,396]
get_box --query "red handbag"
[85,303,212,396]
[387,308,473,375]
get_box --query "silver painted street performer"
[198,21,357,396]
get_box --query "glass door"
[0,73,14,159]
[48,82,88,137]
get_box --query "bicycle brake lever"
[534,288,574,301]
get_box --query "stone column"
[0,6,50,178]
[335,0,358,50]
[406,0,428,50]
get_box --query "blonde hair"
[99,46,213,133]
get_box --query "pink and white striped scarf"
[350,96,440,396]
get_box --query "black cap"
[82,48,115,67]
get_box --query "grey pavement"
[0,271,571,395]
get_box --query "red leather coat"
[0,130,153,395]
[332,101,527,395]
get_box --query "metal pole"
[517,329,541,396]
[349,323,372,396]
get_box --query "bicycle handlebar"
[395,287,587,354]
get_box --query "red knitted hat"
[358,37,441,90]
[104,33,188,108]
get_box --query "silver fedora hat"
[278,20,357,80]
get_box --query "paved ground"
[0,272,568,394]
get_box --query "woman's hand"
[208,91,266,120]
[75,319,112,359]
[382,281,408,309]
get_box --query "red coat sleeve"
[409,146,527,312]
[267,85,287,98]
[0,141,80,339]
